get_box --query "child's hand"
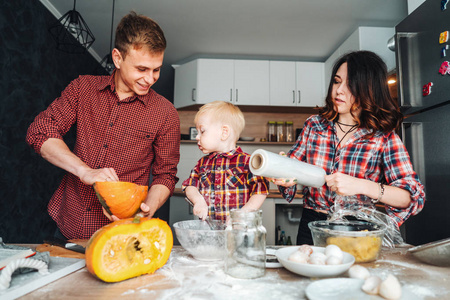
[270,177,297,187]
[193,202,209,220]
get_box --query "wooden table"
[17,245,450,299]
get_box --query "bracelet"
[371,183,385,204]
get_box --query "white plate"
[305,278,420,300]
[266,248,282,268]
[275,246,355,277]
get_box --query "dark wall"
[0,0,174,243]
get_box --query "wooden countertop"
[18,244,450,299]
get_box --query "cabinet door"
[295,62,325,107]
[269,61,297,106]
[174,60,198,109]
[196,59,234,103]
[234,60,270,105]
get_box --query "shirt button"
[109,122,113,127]
[216,185,221,189]
[217,167,221,171]
[103,144,108,148]
[86,208,91,212]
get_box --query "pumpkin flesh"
[93,181,148,219]
[86,217,173,282]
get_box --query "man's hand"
[79,167,120,185]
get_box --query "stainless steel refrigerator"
[395,0,450,245]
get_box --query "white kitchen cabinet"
[325,26,396,81]
[269,61,325,107]
[173,58,270,108]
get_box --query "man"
[26,12,180,239]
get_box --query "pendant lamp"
[100,0,116,74]
[48,0,95,53]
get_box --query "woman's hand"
[325,172,361,195]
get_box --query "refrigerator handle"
[396,32,418,109]
[402,122,426,187]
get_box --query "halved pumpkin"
[85,217,173,282]
[93,181,148,219]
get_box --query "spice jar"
[268,121,276,142]
[225,209,266,279]
[285,121,294,142]
[276,121,284,142]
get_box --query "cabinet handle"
[230,89,233,102]
[298,90,301,104]
[292,90,295,103]
[236,89,238,102]
[192,88,196,102]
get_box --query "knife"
[44,237,86,254]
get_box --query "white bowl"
[275,246,355,277]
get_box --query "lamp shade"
[49,9,95,53]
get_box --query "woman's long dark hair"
[319,51,402,137]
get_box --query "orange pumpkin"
[93,181,148,219]
[85,217,173,282]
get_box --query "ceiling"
[41,0,409,67]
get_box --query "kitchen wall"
[0,0,106,243]
[178,108,315,142]
[0,1,176,243]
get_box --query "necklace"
[336,120,357,127]
[334,122,357,158]
[336,122,357,134]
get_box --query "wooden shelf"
[177,104,319,114]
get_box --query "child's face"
[195,113,224,154]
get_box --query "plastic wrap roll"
[249,149,326,188]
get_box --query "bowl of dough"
[173,220,227,261]
[275,245,355,277]
[308,220,387,263]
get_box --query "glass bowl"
[308,220,387,263]
[173,220,227,261]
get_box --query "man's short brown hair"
[114,11,166,58]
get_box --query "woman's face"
[331,62,357,117]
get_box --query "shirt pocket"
[199,168,212,189]
[126,127,155,144]
[225,167,246,188]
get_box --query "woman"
[273,50,425,245]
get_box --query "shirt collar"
[209,146,244,159]
[97,70,151,106]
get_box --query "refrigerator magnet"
[439,31,448,44]
[441,45,449,58]
[438,61,450,75]
[442,0,449,11]
[423,82,433,96]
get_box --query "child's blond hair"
[195,101,245,140]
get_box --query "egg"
[297,244,313,256]
[379,274,402,300]
[288,250,309,264]
[308,252,327,265]
[348,265,371,280]
[361,275,382,295]
[324,244,343,261]
[325,255,342,265]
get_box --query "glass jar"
[276,121,284,142]
[225,209,266,279]
[285,121,294,142]
[268,121,276,142]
